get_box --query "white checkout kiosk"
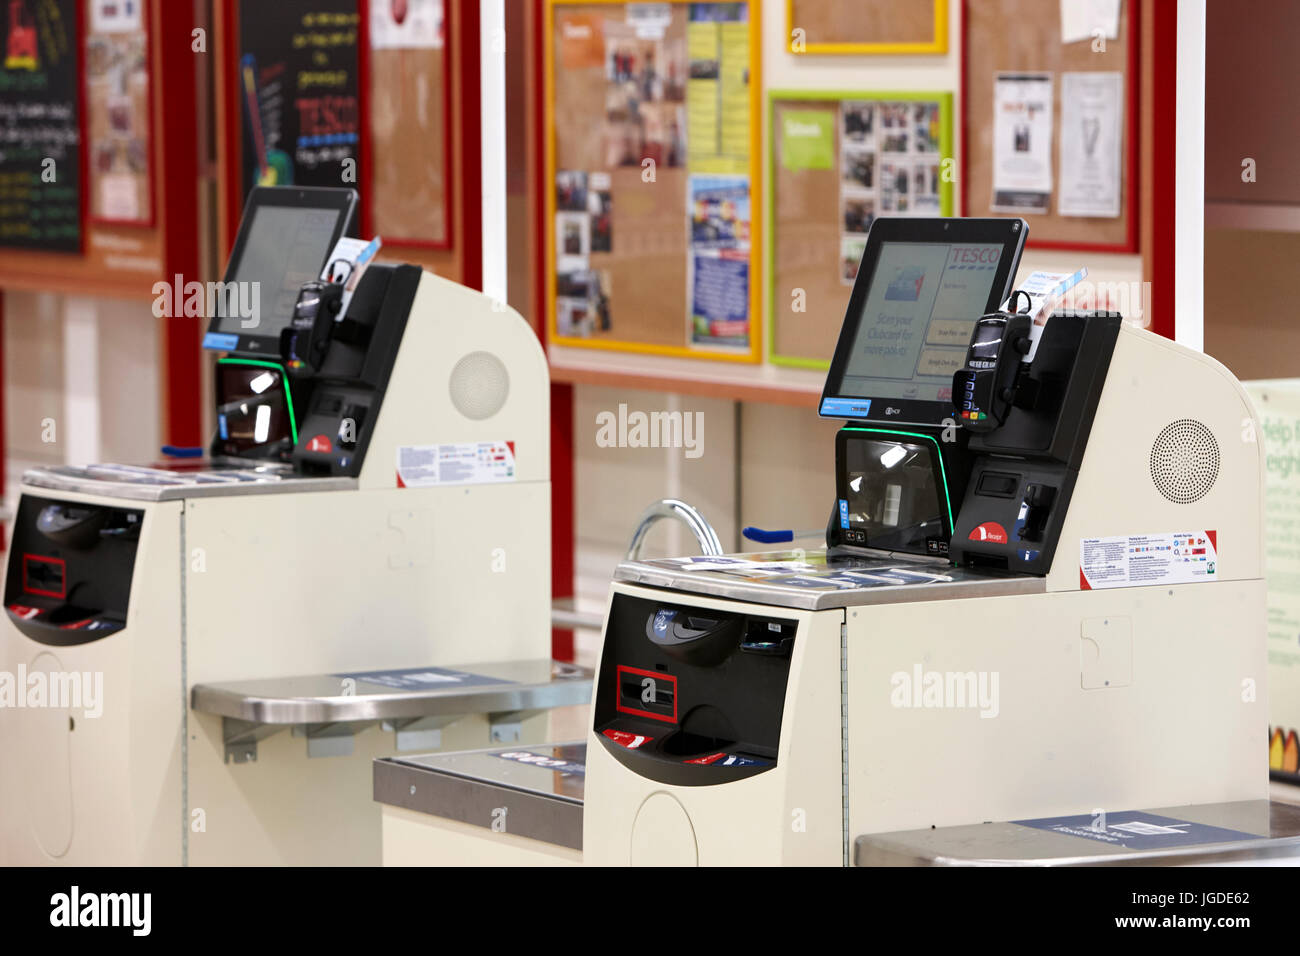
[0,186,589,866]
[375,216,1298,866]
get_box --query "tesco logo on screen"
[951,247,1001,265]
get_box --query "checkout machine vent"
[1149,418,1220,504]
[449,351,510,420]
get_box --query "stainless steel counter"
[23,460,355,502]
[373,748,1300,865]
[855,800,1300,866]
[614,548,1043,611]
[191,660,592,762]
[374,742,586,850]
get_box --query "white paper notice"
[98,173,139,221]
[1080,531,1218,590]
[92,0,143,33]
[370,0,445,49]
[992,73,1054,214]
[1060,0,1122,44]
[396,441,516,488]
[1058,72,1123,218]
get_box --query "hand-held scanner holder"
[281,280,344,375]
[953,310,1033,431]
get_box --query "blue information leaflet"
[333,667,513,691]
[1013,811,1261,851]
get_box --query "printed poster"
[1058,71,1123,218]
[369,0,444,50]
[689,174,750,347]
[992,73,1053,214]
[87,12,152,223]
[1244,381,1300,776]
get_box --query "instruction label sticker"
[396,441,516,488]
[1079,530,1217,590]
[1013,811,1258,850]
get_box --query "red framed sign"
[960,0,1140,253]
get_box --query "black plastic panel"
[4,495,144,646]
[593,591,797,787]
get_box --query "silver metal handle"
[625,498,724,560]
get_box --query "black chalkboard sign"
[237,0,361,202]
[0,0,83,252]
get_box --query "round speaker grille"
[1149,419,1220,504]
[448,351,510,421]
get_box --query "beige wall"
[4,292,161,515]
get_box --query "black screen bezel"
[818,217,1027,427]
[206,186,358,355]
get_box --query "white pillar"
[62,298,100,465]
[480,0,508,303]
[1175,0,1206,351]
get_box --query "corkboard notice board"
[362,0,451,248]
[786,0,947,54]
[544,0,762,362]
[768,91,953,368]
[962,0,1139,251]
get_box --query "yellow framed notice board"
[544,0,762,361]
[786,0,948,55]
[768,90,954,368]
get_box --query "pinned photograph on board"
[556,170,589,212]
[913,103,940,153]
[841,236,867,285]
[556,211,591,268]
[879,104,911,153]
[556,268,611,337]
[880,161,910,212]
[588,171,612,253]
[843,197,876,234]
[843,148,875,190]
[913,163,940,210]
[842,101,874,144]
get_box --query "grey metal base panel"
[855,800,1300,866]
[374,742,586,850]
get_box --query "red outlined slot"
[615,664,678,725]
[22,554,67,599]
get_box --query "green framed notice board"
[767,90,953,368]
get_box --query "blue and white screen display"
[836,241,1004,404]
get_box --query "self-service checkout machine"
[0,186,586,866]
[581,216,1271,865]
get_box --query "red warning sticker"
[969,521,1009,544]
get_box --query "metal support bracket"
[222,717,285,764]
[488,709,538,744]
[291,721,370,758]
[383,714,460,752]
